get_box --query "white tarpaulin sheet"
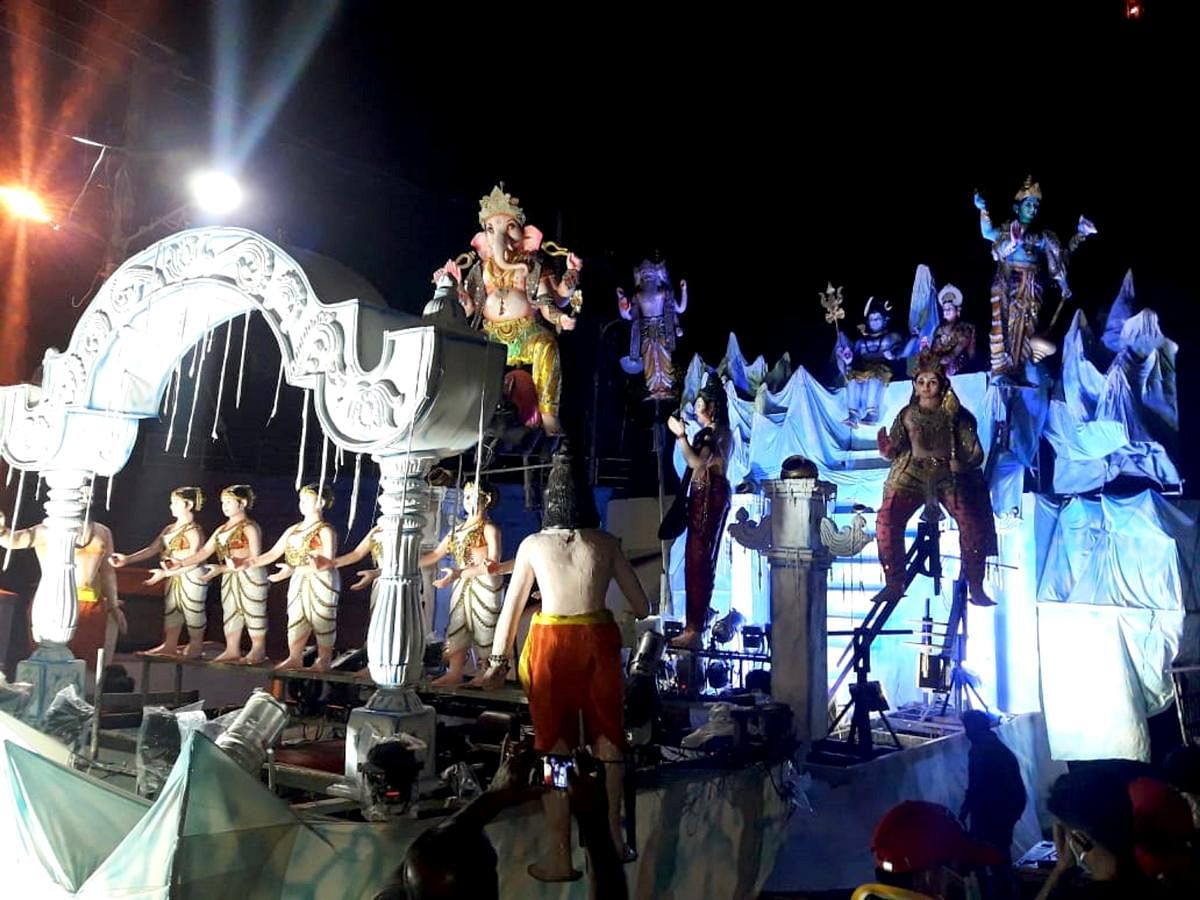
[1035,491,1198,760]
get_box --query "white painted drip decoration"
[296,389,310,490]
[347,453,362,532]
[82,472,95,533]
[204,327,215,354]
[187,342,199,379]
[182,329,211,458]
[33,474,42,501]
[106,474,115,511]
[5,467,11,488]
[3,469,27,571]
[211,320,233,440]
[235,311,250,408]
[318,433,329,496]
[472,385,486,492]
[164,362,183,451]
[268,358,285,423]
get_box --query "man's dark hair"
[374,824,499,900]
[1047,769,1136,860]
[542,447,599,530]
[961,709,994,739]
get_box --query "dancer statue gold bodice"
[236,484,339,672]
[418,481,502,686]
[152,485,269,664]
[111,486,208,658]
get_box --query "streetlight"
[188,170,243,216]
[0,186,51,224]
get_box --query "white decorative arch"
[0,227,503,473]
[1,227,505,707]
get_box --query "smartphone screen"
[542,754,573,790]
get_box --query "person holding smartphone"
[477,449,650,882]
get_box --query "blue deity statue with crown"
[973,176,1097,379]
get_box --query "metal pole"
[90,649,105,760]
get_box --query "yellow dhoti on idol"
[71,585,111,663]
[483,317,561,416]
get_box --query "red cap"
[1127,777,1196,880]
[872,801,1006,874]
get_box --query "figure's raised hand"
[666,415,686,437]
[679,278,687,294]
[559,314,577,332]
[351,569,379,592]
[1077,215,1097,237]
[267,563,293,584]
[434,259,462,284]
[566,252,582,272]
[973,190,987,211]
[876,427,892,457]
[144,568,169,586]
[433,566,460,589]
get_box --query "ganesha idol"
[435,186,583,435]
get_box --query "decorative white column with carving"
[764,477,836,742]
[348,451,440,782]
[366,452,437,686]
[17,469,91,719]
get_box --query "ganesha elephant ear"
[521,224,544,253]
[470,231,490,257]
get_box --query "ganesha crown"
[478,185,525,226]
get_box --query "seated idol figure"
[875,355,997,606]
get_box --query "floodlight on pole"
[0,186,52,224]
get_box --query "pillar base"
[345,686,437,786]
[15,642,85,724]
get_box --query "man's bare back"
[480,527,649,685]
[518,528,649,618]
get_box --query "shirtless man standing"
[0,510,125,667]
[479,452,649,881]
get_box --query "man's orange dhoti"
[519,609,625,753]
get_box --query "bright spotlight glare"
[189,170,243,215]
[0,186,51,223]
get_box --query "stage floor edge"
[763,711,1063,893]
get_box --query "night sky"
[2,0,1197,496]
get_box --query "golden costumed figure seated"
[875,356,998,607]
[434,186,582,435]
